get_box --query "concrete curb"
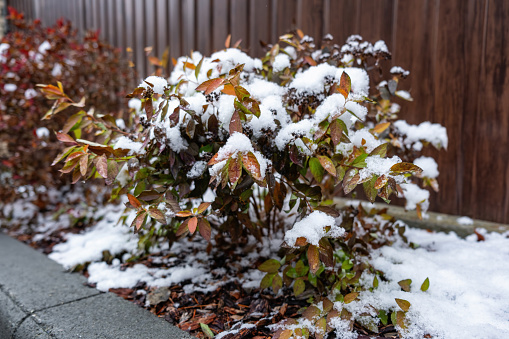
[0,233,195,339]
[334,198,509,237]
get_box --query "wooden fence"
[6,0,509,224]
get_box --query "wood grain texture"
[7,0,509,223]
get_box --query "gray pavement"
[0,232,195,339]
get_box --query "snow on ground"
[345,227,509,339]
[45,204,509,338]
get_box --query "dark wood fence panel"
[5,0,509,224]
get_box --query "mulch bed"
[9,220,400,338]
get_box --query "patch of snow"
[414,156,439,178]
[457,216,474,225]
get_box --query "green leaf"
[343,168,360,195]
[52,146,77,166]
[369,143,388,157]
[293,279,306,296]
[378,310,388,325]
[134,180,146,196]
[342,259,353,270]
[363,175,378,203]
[373,276,379,289]
[343,292,358,304]
[420,277,430,292]
[391,311,397,326]
[309,157,324,182]
[200,323,215,338]
[285,267,299,279]
[258,259,281,273]
[195,56,204,80]
[272,274,283,294]
[260,272,275,289]
[398,279,412,292]
[295,260,309,277]
[395,298,411,312]
[351,153,368,168]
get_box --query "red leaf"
[229,110,243,135]
[307,244,320,274]
[133,211,147,231]
[196,78,225,95]
[127,193,142,209]
[197,202,211,214]
[96,155,108,179]
[188,217,198,234]
[317,155,337,177]
[242,152,262,181]
[55,132,77,145]
[198,218,212,241]
[228,155,242,185]
[338,71,351,99]
[221,84,236,96]
[79,154,88,177]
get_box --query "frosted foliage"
[140,76,168,95]
[290,64,369,97]
[413,156,439,178]
[394,120,448,149]
[314,93,346,122]
[113,136,144,155]
[349,129,381,153]
[359,155,402,180]
[284,211,345,247]
[272,53,291,72]
[401,183,430,212]
[275,119,314,151]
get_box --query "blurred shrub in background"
[0,7,135,204]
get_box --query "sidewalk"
[0,232,195,339]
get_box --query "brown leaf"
[175,210,193,217]
[55,132,77,144]
[474,229,485,242]
[127,193,142,210]
[390,162,423,175]
[229,110,243,135]
[175,219,189,237]
[317,155,337,177]
[148,207,166,223]
[338,71,351,99]
[373,122,391,134]
[96,155,108,179]
[225,34,231,48]
[307,244,320,274]
[228,155,242,185]
[343,169,360,195]
[148,56,161,66]
[344,292,358,304]
[242,152,262,181]
[188,217,198,234]
[221,83,236,95]
[375,174,388,189]
[133,211,147,231]
[330,119,343,147]
[79,154,88,177]
[198,218,212,241]
[197,202,211,214]
[304,55,317,66]
[196,78,225,95]
[395,298,411,312]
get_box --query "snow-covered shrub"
[0,7,134,204]
[44,31,447,337]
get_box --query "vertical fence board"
[274,0,297,38]
[181,0,195,56]
[231,0,249,49]
[195,0,211,55]
[473,0,509,222]
[299,0,323,42]
[168,0,181,65]
[212,0,229,52]
[328,0,359,45]
[249,0,270,57]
